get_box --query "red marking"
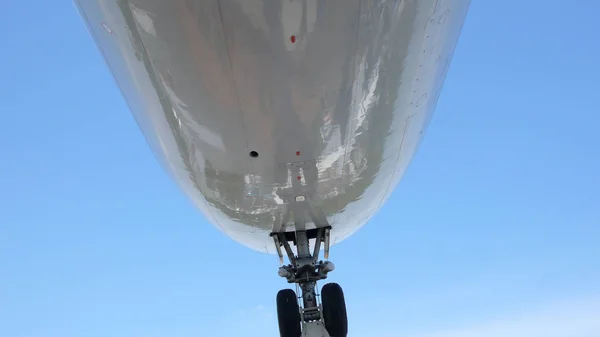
[290,35,296,43]
[296,151,301,156]
[297,176,302,181]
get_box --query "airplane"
[74,1,471,336]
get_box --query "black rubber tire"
[321,283,348,337]
[276,289,301,337]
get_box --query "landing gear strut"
[271,227,348,337]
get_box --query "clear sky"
[1,1,599,337]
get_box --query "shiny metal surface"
[75,0,470,253]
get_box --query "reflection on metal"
[74,0,471,253]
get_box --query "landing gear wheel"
[276,289,301,337]
[321,283,348,337]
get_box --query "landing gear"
[272,227,348,337]
[321,283,348,337]
[277,289,302,337]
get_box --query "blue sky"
[1,1,599,337]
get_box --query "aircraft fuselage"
[75,0,470,254]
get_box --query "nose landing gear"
[272,227,348,337]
